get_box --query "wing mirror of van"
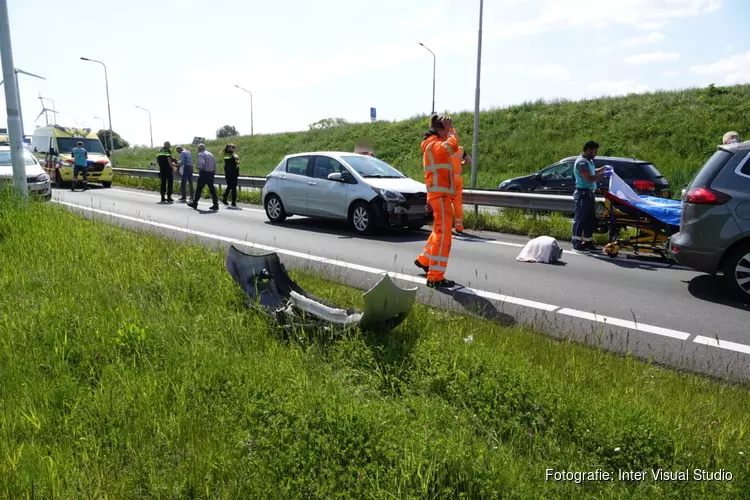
[106,149,111,156]
[48,147,57,156]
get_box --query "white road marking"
[110,188,161,198]
[693,336,750,355]
[556,308,690,341]
[89,189,266,213]
[52,198,740,354]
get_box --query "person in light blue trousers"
[176,146,194,202]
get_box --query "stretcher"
[597,173,682,261]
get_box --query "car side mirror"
[48,147,56,156]
[106,149,111,156]
[535,173,545,182]
[327,172,343,182]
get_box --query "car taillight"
[633,180,655,192]
[684,187,731,205]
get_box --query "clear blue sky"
[2,0,749,147]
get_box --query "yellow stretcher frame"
[596,191,677,262]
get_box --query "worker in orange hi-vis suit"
[414,114,460,289]
[449,145,471,233]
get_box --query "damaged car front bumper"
[225,245,418,331]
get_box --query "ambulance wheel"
[55,171,65,188]
[102,182,112,188]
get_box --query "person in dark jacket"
[156,141,177,203]
[221,143,240,207]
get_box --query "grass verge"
[1,190,749,498]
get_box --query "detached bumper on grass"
[225,245,417,330]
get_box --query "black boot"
[427,278,456,289]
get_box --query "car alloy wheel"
[267,198,281,218]
[353,206,369,232]
[733,250,750,297]
[349,201,377,235]
[265,194,287,223]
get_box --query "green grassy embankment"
[112,83,750,240]
[1,191,749,498]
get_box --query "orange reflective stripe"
[423,197,453,281]
[424,142,455,195]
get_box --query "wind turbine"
[0,67,46,135]
[34,98,58,126]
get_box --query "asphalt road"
[52,186,750,381]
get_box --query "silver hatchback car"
[0,146,52,200]
[262,152,433,235]
[669,141,750,299]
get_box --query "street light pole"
[419,42,436,115]
[470,0,484,208]
[2,68,46,135]
[234,84,254,136]
[81,57,115,164]
[134,105,153,148]
[0,0,27,198]
[93,116,105,130]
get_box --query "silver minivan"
[670,141,750,299]
[262,152,433,235]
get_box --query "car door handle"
[280,175,286,179]
[308,181,316,186]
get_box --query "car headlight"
[373,187,406,203]
[104,162,112,168]
[27,173,50,183]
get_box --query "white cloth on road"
[516,236,563,264]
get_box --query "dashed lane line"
[693,336,750,355]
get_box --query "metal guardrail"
[112,167,604,212]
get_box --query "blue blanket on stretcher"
[627,195,682,227]
[608,172,682,227]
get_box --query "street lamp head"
[80,57,89,61]
[419,42,424,46]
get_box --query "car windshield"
[57,138,106,155]
[0,149,38,166]
[340,155,405,178]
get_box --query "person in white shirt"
[723,131,741,144]
[187,144,219,211]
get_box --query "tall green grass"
[1,190,749,498]
[115,84,750,191]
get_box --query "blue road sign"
[370,107,376,121]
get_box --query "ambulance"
[32,125,113,187]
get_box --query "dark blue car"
[497,156,672,198]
